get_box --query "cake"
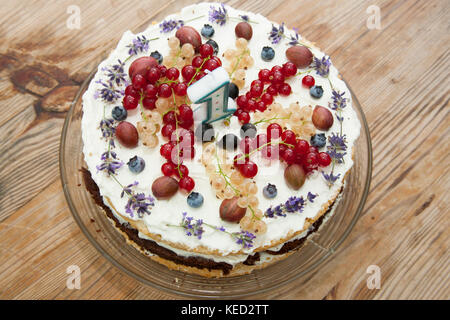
[81,2,361,277]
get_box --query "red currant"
[236,95,248,108]
[158,65,167,78]
[266,84,278,96]
[163,111,176,124]
[142,97,156,110]
[238,111,250,124]
[182,65,196,81]
[271,65,283,74]
[233,153,246,167]
[302,75,315,88]
[271,71,285,84]
[318,152,332,167]
[158,83,172,98]
[282,62,297,77]
[304,152,319,170]
[132,74,147,90]
[281,130,296,145]
[258,69,271,82]
[161,162,175,176]
[247,99,256,111]
[178,104,193,122]
[256,100,266,112]
[278,83,292,96]
[281,148,296,164]
[175,164,189,179]
[199,44,214,58]
[294,139,310,155]
[146,67,161,83]
[160,143,174,160]
[239,161,258,178]
[267,123,282,140]
[309,146,319,154]
[122,95,138,110]
[161,123,176,139]
[174,82,187,96]
[179,176,195,192]
[125,85,140,98]
[261,92,274,106]
[192,56,204,68]
[203,59,219,71]
[144,84,158,98]
[250,84,263,98]
[251,79,263,88]
[166,67,180,81]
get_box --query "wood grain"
[0,0,449,300]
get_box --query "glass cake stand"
[60,68,372,299]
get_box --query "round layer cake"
[81,2,361,277]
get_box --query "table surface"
[0,0,448,300]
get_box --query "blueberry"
[310,85,324,99]
[201,24,215,38]
[261,46,275,61]
[150,51,163,64]
[187,192,204,208]
[228,83,239,100]
[111,105,127,121]
[310,133,326,149]
[206,39,219,55]
[240,123,257,138]
[195,122,215,143]
[219,134,239,151]
[263,184,277,199]
[127,156,145,173]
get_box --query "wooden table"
[0,0,448,300]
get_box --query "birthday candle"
[187,67,236,124]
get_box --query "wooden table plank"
[0,0,448,299]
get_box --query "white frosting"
[81,3,361,258]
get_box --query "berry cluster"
[223,38,254,89]
[180,43,222,84]
[234,62,297,124]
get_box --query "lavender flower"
[327,133,347,164]
[99,118,116,139]
[209,3,227,26]
[232,231,256,249]
[159,19,184,33]
[96,151,123,176]
[121,181,155,218]
[102,60,127,86]
[94,79,122,102]
[180,212,205,239]
[284,196,305,213]
[307,192,317,203]
[322,172,341,188]
[240,15,249,22]
[288,27,300,46]
[312,56,331,77]
[265,195,314,218]
[127,35,150,55]
[269,23,285,44]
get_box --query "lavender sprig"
[209,3,227,25]
[120,181,155,218]
[232,231,256,249]
[101,59,127,86]
[327,133,347,164]
[159,19,184,33]
[288,27,300,45]
[127,35,151,55]
[265,194,316,218]
[269,22,285,44]
[322,172,341,188]
[96,150,123,176]
[167,213,256,249]
[312,56,331,77]
[94,79,123,103]
[180,212,205,239]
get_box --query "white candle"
[187,67,236,124]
